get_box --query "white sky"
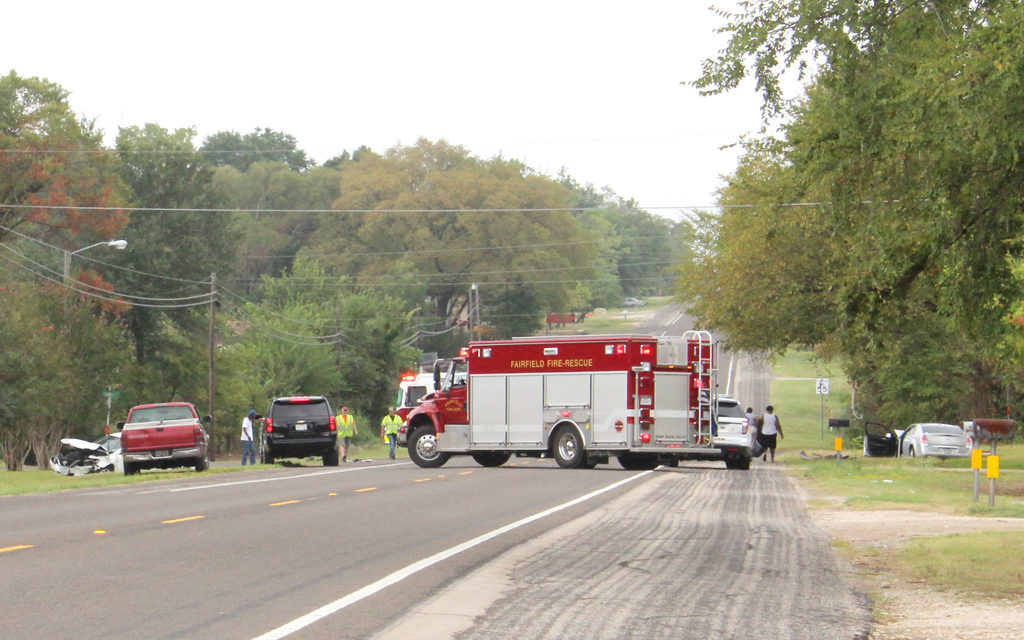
[3,1,764,218]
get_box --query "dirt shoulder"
[807,502,1024,639]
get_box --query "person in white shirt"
[241,409,257,465]
[758,405,784,463]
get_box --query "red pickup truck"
[117,402,211,475]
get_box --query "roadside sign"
[816,378,830,395]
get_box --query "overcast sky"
[3,1,764,218]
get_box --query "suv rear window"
[271,398,331,421]
[717,401,745,419]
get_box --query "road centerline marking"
[270,500,301,507]
[162,515,206,524]
[0,545,34,554]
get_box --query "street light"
[63,239,128,281]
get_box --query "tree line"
[0,71,680,469]
[681,1,1024,428]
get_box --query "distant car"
[899,423,972,458]
[50,433,123,475]
[623,297,646,307]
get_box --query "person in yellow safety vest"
[337,406,358,462]
[380,407,403,460]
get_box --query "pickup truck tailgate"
[122,419,199,450]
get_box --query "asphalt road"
[1,458,870,640]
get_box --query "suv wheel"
[260,435,275,464]
[323,447,339,466]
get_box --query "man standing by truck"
[380,407,402,460]
[241,410,257,465]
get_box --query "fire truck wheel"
[617,452,660,470]
[472,452,512,467]
[409,425,451,468]
[552,426,585,468]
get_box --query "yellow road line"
[414,478,431,483]
[162,515,206,524]
[0,545,33,553]
[355,487,377,493]
[458,471,473,476]
[270,500,301,507]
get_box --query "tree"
[0,71,127,253]
[686,1,1024,423]
[115,124,238,401]
[311,139,596,343]
[202,127,312,172]
[0,274,127,469]
[221,260,420,423]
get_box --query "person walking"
[758,405,784,463]
[745,406,760,455]
[337,406,357,462]
[380,407,402,460]
[241,409,257,465]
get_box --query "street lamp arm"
[63,239,128,280]
[69,239,128,257]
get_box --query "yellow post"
[972,448,984,502]
[988,454,1000,507]
[834,437,843,451]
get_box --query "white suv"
[714,396,754,469]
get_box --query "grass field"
[770,348,1024,598]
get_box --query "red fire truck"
[403,331,753,470]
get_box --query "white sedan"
[50,433,123,475]
[899,423,972,458]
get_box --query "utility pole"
[469,283,481,341]
[208,273,217,460]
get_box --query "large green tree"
[311,139,596,345]
[684,1,1024,424]
[0,71,127,258]
[115,124,238,400]
[202,127,312,173]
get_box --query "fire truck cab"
[403,331,752,470]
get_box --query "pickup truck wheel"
[552,426,585,468]
[409,426,450,468]
[123,462,137,476]
[472,452,511,467]
[194,454,209,472]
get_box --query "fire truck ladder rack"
[683,330,718,446]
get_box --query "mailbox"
[971,419,1016,442]
[828,418,850,428]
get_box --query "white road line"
[164,462,409,493]
[252,470,654,640]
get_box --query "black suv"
[261,396,338,466]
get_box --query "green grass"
[0,441,408,496]
[899,531,1024,597]
[0,464,253,496]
